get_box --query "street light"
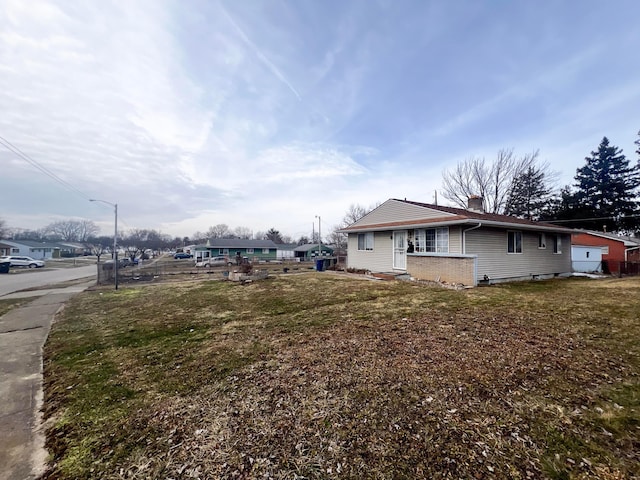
[90,199,118,290]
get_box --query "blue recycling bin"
[0,261,10,273]
[315,259,324,271]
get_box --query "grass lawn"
[42,274,639,479]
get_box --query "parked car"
[174,252,192,259]
[0,255,45,268]
[195,256,230,267]
[104,258,130,268]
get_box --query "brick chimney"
[467,195,484,213]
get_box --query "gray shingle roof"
[198,239,279,249]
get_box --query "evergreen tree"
[573,137,640,232]
[504,166,553,220]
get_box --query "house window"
[508,231,522,253]
[414,227,449,253]
[357,232,374,251]
[246,248,254,254]
[262,248,269,254]
[538,233,546,249]
[11,248,19,254]
[219,248,229,255]
[553,235,562,254]
[601,246,609,255]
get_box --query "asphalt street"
[0,265,97,297]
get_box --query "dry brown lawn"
[42,274,639,479]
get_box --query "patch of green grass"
[0,297,30,318]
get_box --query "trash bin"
[315,259,324,272]
[0,261,10,274]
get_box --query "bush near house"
[42,275,639,479]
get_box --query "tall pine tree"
[573,137,640,232]
[504,166,553,220]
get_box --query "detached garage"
[571,245,602,273]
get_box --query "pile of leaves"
[42,275,639,478]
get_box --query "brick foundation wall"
[407,254,477,286]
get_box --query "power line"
[545,214,640,224]
[0,135,92,201]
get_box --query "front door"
[393,231,407,270]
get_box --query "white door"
[393,231,407,270]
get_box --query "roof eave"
[340,218,574,234]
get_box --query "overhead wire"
[0,134,92,201]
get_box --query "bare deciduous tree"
[342,204,370,226]
[0,218,9,238]
[45,219,100,242]
[234,226,252,239]
[206,224,231,239]
[441,149,542,214]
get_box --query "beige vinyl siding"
[449,226,462,254]
[347,232,393,272]
[465,227,572,281]
[349,199,455,228]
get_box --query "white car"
[1,255,46,268]
[195,256,230,267]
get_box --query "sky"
[1,0,639,240]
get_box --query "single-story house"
[0,242,12,256]
[294,243,334,261]
[193,239,279,263]
[340,198,573,286]
[0,239,61,259]
[276,244,297,260]
[571,245,603,273]
[571,230,640,274]
[56,242,91,257]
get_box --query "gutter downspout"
[462,222,482,254]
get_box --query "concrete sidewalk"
[0,280,95,480]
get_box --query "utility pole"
[90,199,118,290]
[315,215,321,258]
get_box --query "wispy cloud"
[1,0,639,238]
[218,2,302,102]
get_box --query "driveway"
[0,265,97,298]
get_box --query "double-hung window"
[414,227,449,253]
[357,232,374,251]
[508,231,522,254]
[553,235,562,254]
[538,233,546,249]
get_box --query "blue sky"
[1,0,639,240]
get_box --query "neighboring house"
[193,239,279,263]
[571,230,640,274]
[0,239,61,259]
[294,243,334,261]
[571,245,603,273]
[0,242,12,256]
[276,243,297,260]
[56,241,91,257]
[340,198,573,286]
